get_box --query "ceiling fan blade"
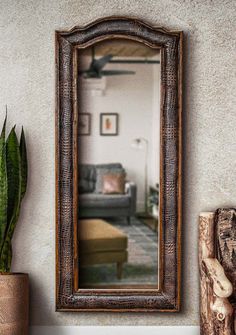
[92,54,113,71]
[100,70,136,76]
[78,71,96,78]
[85,46,96,72]
[92,46,95,62]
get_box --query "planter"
[0,273,29,335]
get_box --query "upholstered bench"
[78,219,128,279]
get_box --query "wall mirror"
[56,17,182,312]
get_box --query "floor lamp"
[131,137,149,215]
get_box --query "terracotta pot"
[0,273,29,335]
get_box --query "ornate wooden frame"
[55,17,182,312]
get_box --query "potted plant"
[0,114,29,334]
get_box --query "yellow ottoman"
[78,219,128,279]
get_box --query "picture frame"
[100,113,118,136]
[55,17,182,312]
[78,113,91,135]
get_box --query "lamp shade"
[131,137,148,150]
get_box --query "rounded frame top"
[56,16,182,36]
[56,16,182,49]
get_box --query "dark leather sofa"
[78,163,137,223]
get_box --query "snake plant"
[0,113,27,273]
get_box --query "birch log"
[199,212,234,335]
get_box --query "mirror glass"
[77,39,160,289]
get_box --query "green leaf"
[1,113,7,139]
[6,127,21,225]
[7,241,12,272]
[0,117,7,256]
[0,116,28,273]
[0,127,22,271]
[20,127,27,199]
[0,240,11,272]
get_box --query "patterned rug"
[80,216,158,287]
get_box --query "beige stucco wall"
[0,0,235,326]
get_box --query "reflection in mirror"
[77,39,160,289]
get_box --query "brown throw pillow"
[102,173,125,194]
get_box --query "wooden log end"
[200,212,214,219]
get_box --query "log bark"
[199,212,234,335]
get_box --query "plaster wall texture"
[0,0,235,327]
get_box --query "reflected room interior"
[77,39,160,289]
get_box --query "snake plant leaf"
[1,239,13,273]
[0,126,22,271]
[6,127,21,226]
[20,127,27,199]
[6,241,12,272]
[0,116,8,256]
[0,240,10,273]
[0,115,28,273]
[1,113,6,139]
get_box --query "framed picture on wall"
[100,113,118,136]
[78,113,91,135]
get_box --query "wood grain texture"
[56,17,182,312]
[199,212,234,335]
[215,208,236,302]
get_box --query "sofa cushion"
[80,250,128,266]
[78,219,128,254]
[95,163,125,193]
[78,164,96,193]
[79,193,130,208]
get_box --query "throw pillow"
[102,173,125,194]
[95,167,125,193]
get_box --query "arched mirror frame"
[56,17,182,312]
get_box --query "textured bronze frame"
[56,17,182,312]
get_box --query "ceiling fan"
[79,47,136,79]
